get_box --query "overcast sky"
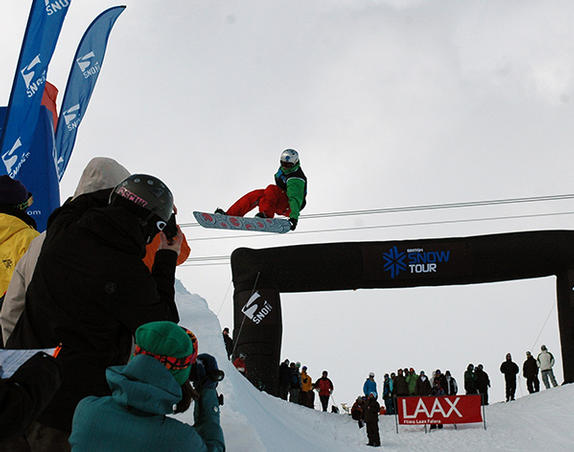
[3,0,574,405]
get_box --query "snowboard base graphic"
[193,211,291,233]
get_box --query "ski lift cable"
[179,193,574,228]
[530,299,556,353]
[183,209,574,243]
[179,210,574,265]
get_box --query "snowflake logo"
[383,246,407,279]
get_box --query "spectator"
[288,362,301,403]
[0,352,61,447]
[69,321,224,452]
[431,369,447,392]
[392,368,409,397]
[429,380,445,430]
[363,372,378,399]
[464,364,478,395]
[444,370,458,395]
[415,370,432,396]
[1,159,189,346]
[233,353,248,377]
[500,354,519,402]
[537,345,558,389]
[278,359,291,400]
[5,174,182,448]
[406,368,418,396]
[314,370,334,412]
[0,176,39,332]
[351,396,365,429]
[523,351,540,393]
[382,373,394,415]
[364,392,381,447]
[222,327,233,360]
[300,365,314,408]
[475,364,491,405]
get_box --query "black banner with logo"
[231,230,574,391]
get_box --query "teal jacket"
[69,355,225,452]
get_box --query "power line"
[181,209,574,265]
[184,209,574,242]
[179,192,574,228]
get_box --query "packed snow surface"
[175,280,574,452]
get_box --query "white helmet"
[280,149,299,166]
[369,372,375,378]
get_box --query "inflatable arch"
[231,230,574,393]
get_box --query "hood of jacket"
[73,157,130,199]
[106,354,182,415]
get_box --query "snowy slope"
[174,280,574,452]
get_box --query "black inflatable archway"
[231,230,574,393]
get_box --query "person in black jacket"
[474,364,491,405]
[222,327,233,360]
[500,353,520,402]
[364,392,381,447]
[6,174,182,448]
[415,371,432,396]
[278,359,291,400]
[0,352,61,447]
[523,351,540,394]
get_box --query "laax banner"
[397,395,483,425]
[0,0,71,177]
[55,6,125,180]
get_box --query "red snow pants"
[226,184,290,218]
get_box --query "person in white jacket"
[0,158,130,344]
[537,345,558,389]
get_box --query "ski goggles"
[280,160,295,168]
[14,194,33,211]
[133,327,198,371]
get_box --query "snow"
[174,280,574,451]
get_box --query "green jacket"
[406,373,419,395]
[69,354,225,452]
[274,163,307,219]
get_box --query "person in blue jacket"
[69,320,225,452]
[363,372,378,400]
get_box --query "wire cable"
[179,193,574,228]
[179,210,574,266]
[185,210,574,243]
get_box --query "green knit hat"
[133,321,197,385]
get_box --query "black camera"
[163,213,178,240]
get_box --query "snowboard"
[193,211,291,233]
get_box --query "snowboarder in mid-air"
[215,149,307,231]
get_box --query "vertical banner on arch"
[55,6,126,180]
[233,288,282,393]
[0,0,71,177]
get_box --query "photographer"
[69,320,225,451]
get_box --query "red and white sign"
[397,395,482,425]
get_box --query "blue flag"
[0,0,71,178]
[55,6,126,180]
[0,106,60,231]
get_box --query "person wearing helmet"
[363,372,378,400]
[215,148,307,231]
[5,173,184,449]
[233,352,248,377]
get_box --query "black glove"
[190,353,224,391]
[289,218,298,231]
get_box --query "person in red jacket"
[233,353,247,378]
[314,370,334,412]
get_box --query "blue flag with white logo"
[0,0,71,178]
[55,6,126,180]
[0,106,60,231]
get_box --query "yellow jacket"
[301,371,313,392]
[0,214,39,296]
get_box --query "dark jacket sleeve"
[151,249,179,322]
[0,352,61,439]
